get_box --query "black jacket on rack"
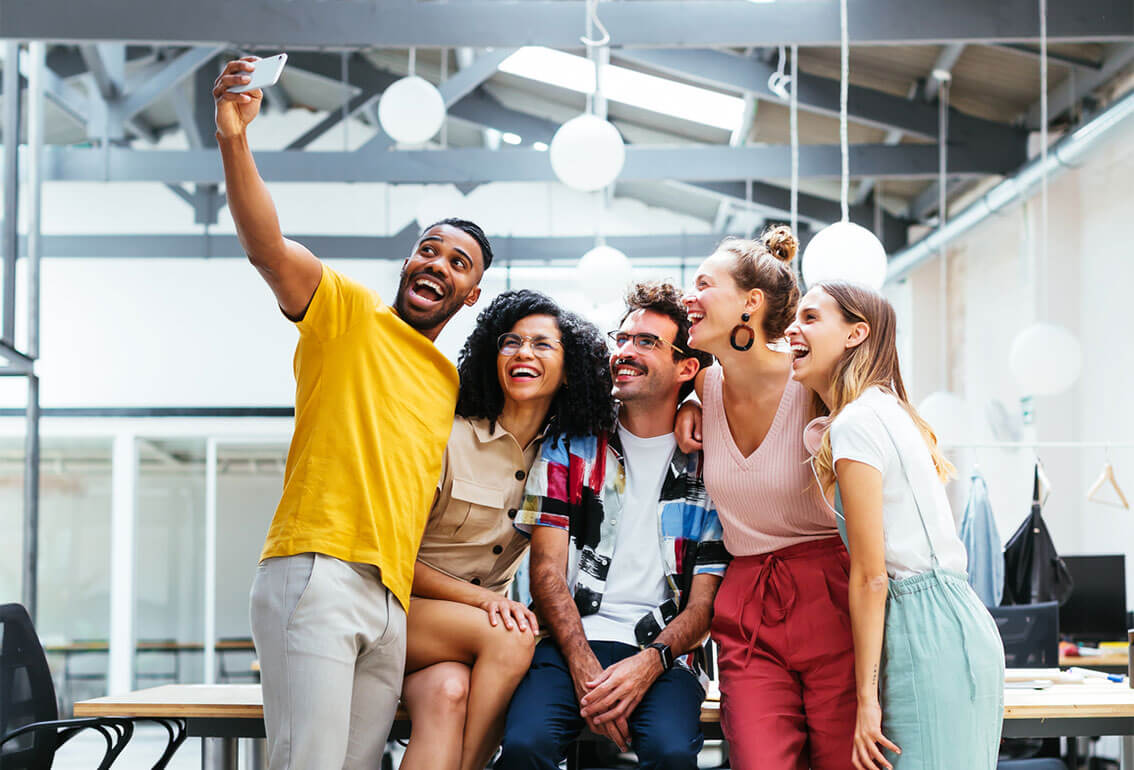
[1001,464,1075,606]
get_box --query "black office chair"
[0,603,187,770]
[990,602,1060,668]
[989,602,1068,770]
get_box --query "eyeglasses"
[607,331,689,357]
[497,333,563,358]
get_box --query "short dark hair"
[621,280,713,399]
[420,218,494,270]
[457,290,616,440]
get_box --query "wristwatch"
[648,642,673,671]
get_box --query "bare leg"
[405,599,537,770]
[400,662,470,770]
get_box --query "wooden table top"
[75,677,1134,726]
[1060,652,1129,668]
[45,640,256,654]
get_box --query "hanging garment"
[960,471,1005,607]
[1001,465,1075,606]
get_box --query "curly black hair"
[456,290,616,440]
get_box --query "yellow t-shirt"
[260,264,459,610]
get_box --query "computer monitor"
[1059,554,1128,644]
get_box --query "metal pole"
[22,42,44,623]
[204,438,218,684]
[27,42,43,359]
[23,375,39,619]
[2,42,20,347]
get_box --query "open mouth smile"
[406,273,449,308]
[508,364,542,381]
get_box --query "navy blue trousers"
[496,639,704,770]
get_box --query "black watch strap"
[648,642,673,670]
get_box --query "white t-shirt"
[830,387,968,580]
[581,423,673,646]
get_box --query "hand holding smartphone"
[227,53,288,93]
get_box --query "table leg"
[1122,734,1133,770]
[248,738,267,770]
[201,736,239,770]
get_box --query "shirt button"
[471,578,481,586]
[515,470,526,481]
[508,509,517,519]
[493,545,504,555]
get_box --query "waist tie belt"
[732,537,843,669]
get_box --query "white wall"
[900,114,1134,609]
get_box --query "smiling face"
[495,314,566,410]
[610,309,695,406]
[785,286,869,392]
[682,250,757,357]
[394,224,485,336]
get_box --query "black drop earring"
[730,312,754,351]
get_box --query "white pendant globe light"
[550,113,626,192]
[576,244,633,304]
[801,221,888,289]
[800,0,888,291]
[1008,322,1083,397]
[378,76,446,144]
[917,391,974,447]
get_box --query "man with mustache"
[213,57,491,769]
[499,282,728,770]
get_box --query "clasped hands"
[573,649,665,752]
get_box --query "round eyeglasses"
[607,331,689,356]
[497,333,563,358]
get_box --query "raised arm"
[529,526,629,750]
[213,57,322,319]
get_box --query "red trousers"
[712,537,856,770]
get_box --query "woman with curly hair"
[399,290,615,770]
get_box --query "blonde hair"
[811,282,955,494]
[715,225,800,340]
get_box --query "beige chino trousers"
[250,552,405,770]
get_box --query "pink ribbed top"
[701,365,838,557]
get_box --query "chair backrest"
[0,603,61,768]
[989,601,1060,668]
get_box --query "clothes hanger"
[1086,447,1130,510]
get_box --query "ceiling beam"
[35,142,1018,184]
[1,0,1130,48]
[613,47,1015,147]
[24,231,728,262]
[1024,42,1134,127]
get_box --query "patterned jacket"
[515,431,730,679]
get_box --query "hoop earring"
[729,312,754,352]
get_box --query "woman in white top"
[786,281,1004,770]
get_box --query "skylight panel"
[499,47,745,132]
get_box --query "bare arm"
[213,58,322,318]
[529,526,629,750]
[837,458,901,769]
[580,573,722,725]
[412,559,538,633]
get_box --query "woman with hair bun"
[787,282,1002,770]
[400,290,615,770]
[681,227,857,768]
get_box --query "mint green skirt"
[880,569,1005,769]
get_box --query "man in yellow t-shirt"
[213,57,492,770]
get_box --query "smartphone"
[228,53,288,94]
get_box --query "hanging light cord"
[938,78,950,388]
[581,0,611,48]
[790,44,799,237]
[839,0,850,222]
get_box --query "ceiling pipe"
[886,84,1134,284]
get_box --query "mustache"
[612,357,647,374]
